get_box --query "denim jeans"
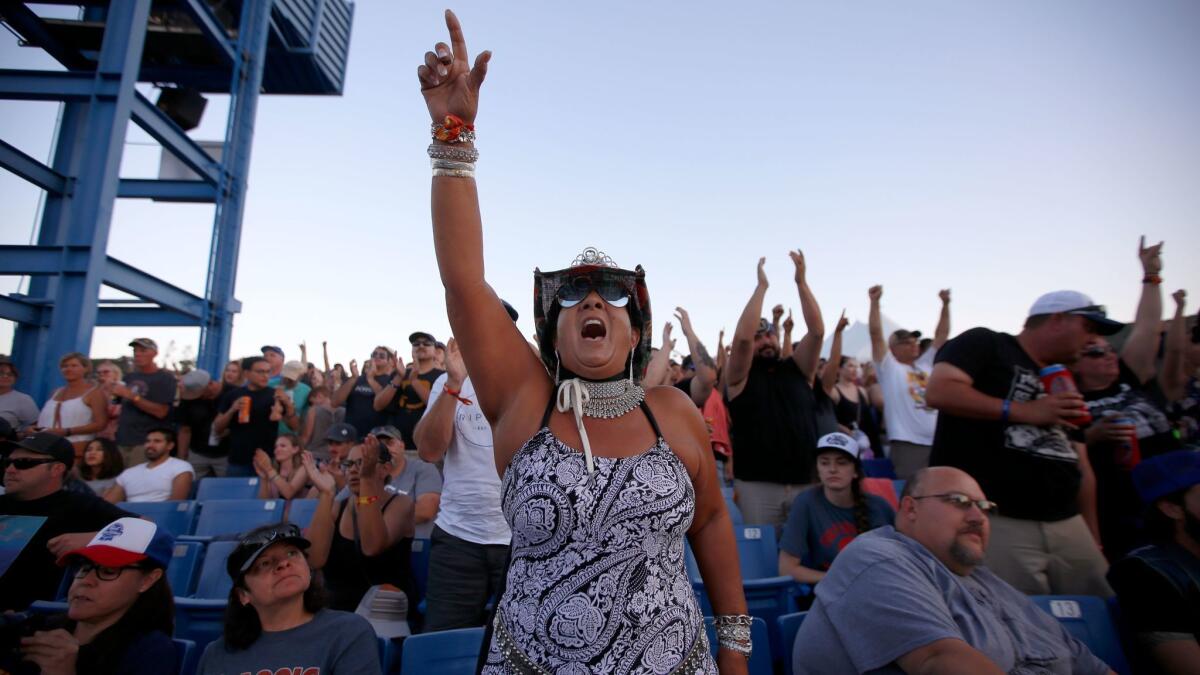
[423,525,510,632]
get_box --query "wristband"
[431,114,476,143]
[442,386,473,406]
[268,472,280,481]
[1000,399,1011,424]
[1143,274,1162,285]
[133,395,141,403]
[356,495,379,507]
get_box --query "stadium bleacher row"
[29,476,1129,675]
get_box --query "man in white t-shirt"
[414,308,515,632]
[104,427,194,503]
[869,286,951,480]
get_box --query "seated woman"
[15,517,176,675]
[779,433,896,586]
[75,438,125,496]
[197,523,381,674]
[304,440,417,618]
[253,434,311,500]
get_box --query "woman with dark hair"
[820,314,884,457]
[418,11,746,672]
[778,433,895,586]
[76,438,125,495]
[196,523,380,674]
[14,518,177,675]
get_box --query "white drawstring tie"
[556,378,595,475]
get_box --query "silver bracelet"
[717,638,752,659]
[714,614,753,627]
[430,158,476,172]
[432,167,475,178]
[428,143,479,163]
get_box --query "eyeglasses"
[2,457,59,471]
[556,276,630,309]
[250,368,270,375]
[1081,345,1116,359]
[911,492,998,514]
[73,560,143,581]
[372,351,391,359]
[339,459,363,470]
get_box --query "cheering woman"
[417,10,749,674]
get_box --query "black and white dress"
[482,400,716,674]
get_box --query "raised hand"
[1138,235,1163,275]
[835,310,849,333]
[360,435,381,479]
[788,249,807,284]
[939,289,951,304]
[364,359,376,377]
[674,307,696,337]
[868,285,883,303]
[1172,289,1186,310]
[783,309,795,333]
[417,10,492,126]
[756,257,768,289]
[445,337,468,387]
[771,304,784,321]
[662,322,676,353]
[349,359,359,378]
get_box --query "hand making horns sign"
[417,10,491,125]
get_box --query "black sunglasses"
[557,276,630,308]
[3,457,59,470]
[411,341,435,348]
[1081,345,1116,359]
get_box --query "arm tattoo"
[693,342,716,369]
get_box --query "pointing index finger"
[445,9,468,60]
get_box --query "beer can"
[238,395,252,423]
[1038,364,1092,426]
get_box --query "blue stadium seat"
[174,638,198,675]
[892,479,907,501]
[861,458,896,478]
[26,600,69,615]
[400,626,485,675]
[166,540,205,597]
[1031,595,1131,675]
[411,537,432,604]
[705,616,772,675]
[285,498,320,529]
[725,496,745,525]
[195,477,261,501]
[174,541,239,653]
[189,499,284,538]
[120,500,200,538]
[720,486,734,500]
[777,612,808,675]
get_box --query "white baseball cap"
[1027,291,1123,335]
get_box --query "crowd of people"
[2,9,1199,675]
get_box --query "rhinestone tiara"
[570,247,618,268]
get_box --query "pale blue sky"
[2,1,1198,370]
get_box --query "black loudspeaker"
[155,87,208,131]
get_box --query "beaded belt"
[492,614,711,674]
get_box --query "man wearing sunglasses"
[794,466,1114,675]
[926,289,1123,597]
[1,432,132,611]
[374,332,446,451]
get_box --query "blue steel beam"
[0,245,90,274]
[0,139,68,193]
[176,0,236,65]
[197,0,273,375]
[103,257,206,319]
[0,2,92,69]
[96,306,201,327]
[0,295,47,326]
[118,179,216,202]
[129,92,221,185]
[0,69,119,100]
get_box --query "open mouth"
[581,318,607,341]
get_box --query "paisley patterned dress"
[481,401,716,674]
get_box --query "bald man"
[793,467,1115,675]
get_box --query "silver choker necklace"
[577,378,645,419]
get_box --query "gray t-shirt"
[793,527,1110,675]
[116,369,176,445]
[307,405,346,461]
[0,389,39,430]
[197,608,380,674]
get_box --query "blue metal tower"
[0,0,353,402]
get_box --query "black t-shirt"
[389,368,446,448]
[217,385,277,466]
[177,396,221,457]
[1081,359,1181,459]
[0,490,131,611]
[930,327,1081,522]
[1108,542,1200,674]
[343,374,392,437]
[726,358,819,484]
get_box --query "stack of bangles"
[714,614,753,659]
[429,114,477,178]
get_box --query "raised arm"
[322,341,331,373]
[644,323,675,387]
[789,249,825,383]
[356,436,414,555]
[780,309,794,360]
[933,289,951,349]
[1122,236,1164,384]
[1161,290,1189,402]
[331,362,358,408]
[726,258,768,399]
[675,307,717,406]
[822,311,849,396]
[301,452,337,569]
[415,340,468,463]
[868,285,886,364]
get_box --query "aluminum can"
[1038,364,1092,426]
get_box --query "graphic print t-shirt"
[196,609,381,675]
[875,349,939,445]
[930,328,1081,522]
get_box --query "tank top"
[37,387,98,443]
[322,495,416,617]
[481,398,716,674]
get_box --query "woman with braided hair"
[778,432,896,587]
[417,10,748,673]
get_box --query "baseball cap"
[1132,450,1200,504]
[756,318,777,335]
[408,331,436,345]
[369,425,403,442]
[325,422,358,444]
[1027,291,1123,335]
[58,517,174,568]
[179,369,212,400]
[129,338,158,351]
[355,584,411,638]
[281,360,305,381]
[816,432,860,460]
[3,431,75,468]
[261,345,285,358]
[889,329,922,346]
[0,356,18,377]
[226,523,311,579]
